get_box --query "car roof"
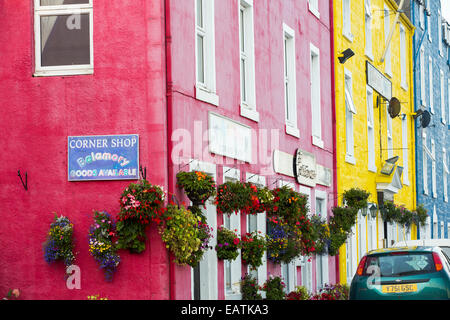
[393,239,450,247]
[366,246,438,255]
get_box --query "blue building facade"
[409,0,450,239]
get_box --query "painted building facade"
[333,0,417,285]
[166,0,337,299]
[0,0,170,299]
[0,0,338,300]
[407,0,450,240]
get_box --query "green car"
[350,246,450,300]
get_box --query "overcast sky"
[443,0,450,22]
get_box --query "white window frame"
[438,11,443,56]
[401,116,410,185]
[420,47,426,106]
[423,131,429,195]
[223,166,241,300]
[343,0,353,42]
[448,79,450,124]
[443,148,448,203]
[310,43,323,148]
[195,0,219,106]
[426,0,432,42]
[34,0,94,77]
[315,190,329,290]
[298,185,313,292]
[364,0,373,60]
[419,4,425,29]
[308,0,320,19]
[345,68,356,165]
[400,23,407,90]
[429,56,434,113]
[440,70,446,124]
[384,5,392,77]
[367,86,376,172]
[283,23,299,138]
[239,0,259,122]
[386,104,393,159]
[357,210,367,262]
[189,160,218,300]
[431,139,437,199]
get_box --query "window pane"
[40,0,89,5]
[197,34,205,84]
[241,58,247,103]
[240,9,245,52]
[196,0,203,28]
[40,14,90,67]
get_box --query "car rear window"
[440,247,450,261]
[363,252,436,277]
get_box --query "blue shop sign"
[68,134,139,181]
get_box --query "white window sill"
[309,6,320,19]
[343,32,354,43]
[196,85,219,106]
[424,189,429,196]
[345,154,356,165]
[240,105,260,122]
[285,124,300,138]
[403,179,410,186]
[368,165,377,173]
[430,108,435,115]
[34,68,94,77]
[385,69,392,78]
[312,136,324,149]
[225,292,242,300]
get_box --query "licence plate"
[382,284,418,293]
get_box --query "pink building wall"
[0,0,169,299]
[167,0,336,299]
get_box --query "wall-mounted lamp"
[369,203,378,219]
[338,48,355,64]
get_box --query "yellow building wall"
[333,0,416,284]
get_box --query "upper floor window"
[364,0,373,59]
[345,69,356,164]
[34,0,93,77]
[195,0,219,106]
[239,0,258,122]
[384,5,392,77]
[310,43,323,148]
[343,0,352,41]
[283,23,299,138]
[399,23,407,90]
[308,0,320,19]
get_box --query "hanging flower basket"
[159,204,202,266]
[240,231,267,270]
[43,214,76,274]
[266,218,303,264]
[266,186,309,226]
[186,219,214,267]
[215,226,240,261]
[396,206,414,229]
[310,215,330,256]
[176,171,216,206]
[215,181,264,215]
[380,200,401,224]
[116,180,166,253]
[412,204,428,227]
[88,211,120,281]
[327,206,358,256]
[240,274,262,300]
[342,188,371,212]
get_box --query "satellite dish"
[421,110,431,128]
[388,97,401,118]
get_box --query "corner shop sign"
[68,134,139,181]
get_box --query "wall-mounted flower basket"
[215,181,264,215]
[310,215,330,256]
[116,180,166,254]
[176,171,216,207]
[88,211,120,281]
[265,186,309,227]
[412,204,428,227]
[342,188,370,212]
[215,226,240,261]
[43,214,76,275]
[379,200,401,224]
[327,206,358,256]
[266,219,303,264]
[240,231,267,270]
[159,204,202,266]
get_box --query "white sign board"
[366,61,392,101]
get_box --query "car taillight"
[357,256,367,276]
[433,252,443,271]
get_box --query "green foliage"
[240,274,262,300]
[380,200,401,224]
[327,206,358,256]
[286,286,311,300]
[160,204,201,266]
[116,180,165,253]
[310,215,330,256]
[215,226,240,261]
[240,231,267,270]
[176,171,216,205]
[215,181,265,215]
[342,188,371,211]
[262,276,286,300]
[310,284,349,300]
[43,214,76,270]
[413,204,428,227]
